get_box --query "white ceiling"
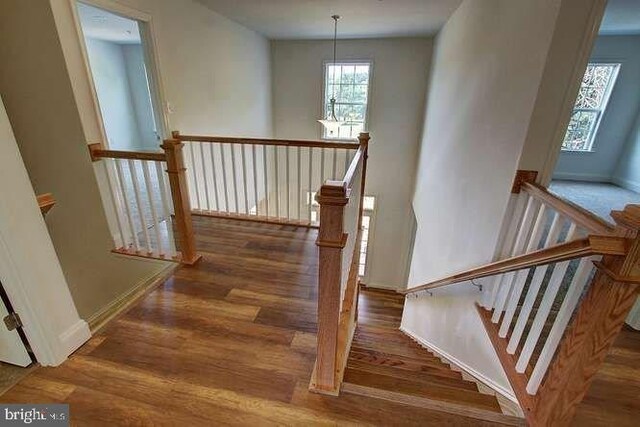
[195,0,463,39]
[600,0,640,35]
[77,2,141,44]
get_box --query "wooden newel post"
[535,204,640,426]
[161,133,201,265]
[313,181,348,394]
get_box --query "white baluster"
[499,204,548,337]
[115,159,139,252]
[320,148,326,184]
[486,193,529,309]
[275,146,280,217]
[231,144,239,213]
[142,161,163,256]
[188,143,201,210]
[220,143,229,213]
[103,160,127,249]
[286,146,290,220]
[128,159,152,254]
[507,212,564,354]
[209,143,220,211]
[155,161,176,257]
[252,144,258,216]
[297,146,302,220]
[516,222,579,373]
[344,149,349,176]
[263,145,269,218]
[241,145,249,215]
[492,196,539,323]
[199,142,211,212]
[332,147,337,179]
[527,256,598,394]
[308,147,313,224]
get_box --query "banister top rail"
[522,182,616,235]
[342,146,364,189]
[173,133,360,150]
[88,143,167,162]
[401,234,629,295]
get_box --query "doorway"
[76,1,165,151]
[549,0,640,222]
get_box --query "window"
[359,196,375,278]
[323,62,371,140]
[562,63,620,152]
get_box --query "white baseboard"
[55,320,91,366]
[552,172,611,183]
[612,176,640,194]
[87,263,177,333]
[400,326,518,405]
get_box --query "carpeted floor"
[549,180,640,223]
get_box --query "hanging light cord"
[330,15,340,121]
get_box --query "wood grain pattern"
[2,216,518,425]
[36,193,56,216]
[403,236,628,294]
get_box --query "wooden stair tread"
[349,341,443,360]
[345,360,478,391]
[344,368,502,413]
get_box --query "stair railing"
[311,132,370,395]
[88,142,200,265]
[402,170,640,426]
[170,131,360,227]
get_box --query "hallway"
[0,217,502,425]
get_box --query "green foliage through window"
[323,63,371,140]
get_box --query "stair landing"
[344,287,525,425]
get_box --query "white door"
[0,288,31,366]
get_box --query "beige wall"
[0,0,273,320]
[271,38,432,289]
[402,0,563,397]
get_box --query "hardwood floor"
[0,217,500,425]
[1,216,638,425]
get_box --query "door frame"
[68,0,170,149]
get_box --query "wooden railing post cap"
[611,204,640,233]
[87,142,104,162]
[171,130,181,139]
[161,139,182,150]
[358,132,370,144]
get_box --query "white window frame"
[320,60,373,141]
[561,62,620,153]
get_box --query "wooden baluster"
[313,181,348,393]
[161,135,201,265]
[534,205,640,425]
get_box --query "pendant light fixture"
[318,15,344,137]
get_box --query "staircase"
[341,289,524,425]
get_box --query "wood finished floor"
[1,216,638,426]
[0,217,498,425]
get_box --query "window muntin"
[323,62,371,140]
[562,63,620,152]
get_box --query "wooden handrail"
[343,146,365,189]
[522,182,616,235]
[402,235,629,295]
[173,133,360,150]
[37,193,56,216]
[88,143,166,162]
